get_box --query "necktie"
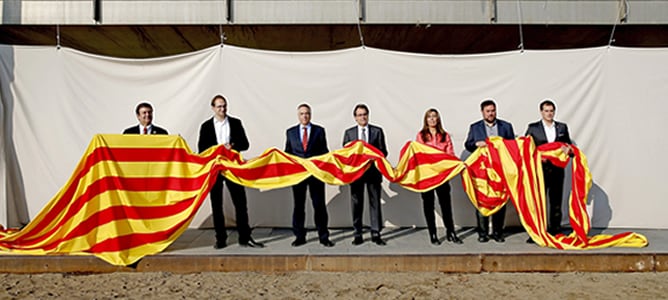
[362,128,367,143]
[143,126,148,135]
[302,127,308,151]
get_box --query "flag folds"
[0,134,647,266]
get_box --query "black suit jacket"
[122,124,168,135]
[197,116,250,153]
[342,124,388,182]
[525,120,571,146]
[285,123,329,158]
[464,119,515,152]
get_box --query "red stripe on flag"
[87,217,193,254]
[39,196,200,251]
[14,173,212,244]
[223,162,307,180]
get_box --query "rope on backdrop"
[516,0,525,52]
[56,0,66,50]
[608,0,629,47]
[353,0,366,48]
[56,24,61,50]
[219,1,226,47]
[219,26,226,47]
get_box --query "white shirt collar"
[214,116,228,125]
[541,120,555,128]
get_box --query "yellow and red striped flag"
[0,134,647,266]
[463,136,647,249]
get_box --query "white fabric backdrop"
[0,44,666,229]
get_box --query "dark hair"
[135,102,153,115]
[480,99,496,111]
[353,104,369,117]
[540,99,556,111]
[297,103,311,111]
[210,94,227,107]
[353,104,369,116]
[420,108,446,143]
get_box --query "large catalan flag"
[0,134,647,266]
[462,136,647,249]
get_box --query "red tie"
[302,127,308,151]
[143,127,148,135]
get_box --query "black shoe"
[526,237,535,244]
[320,239,335,247]
[548,226,564,235]
[371,236,386,246]
[352,236,364,245]
[214,240,227,249]
[291,238,307,247]
[240,238,265,248]
[478,234,489,243]
[491,233,505,243]
[429,234,441,245]
[446,231,463,244]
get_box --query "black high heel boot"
[446,231,463,244]
[430,233,441,245]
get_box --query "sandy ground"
[1,271,667,299]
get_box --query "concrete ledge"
[138,255,308,273]
[1,253,665,274]
[307,255,482,273]
[482,254,656,273]
[0,256,131,274]
[654,254,668,272]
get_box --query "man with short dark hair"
[198,94,264,249]
[343,104,388,246]
[285,103,334,247]
[464,99,515,243]
[525,99,572,236]
[123,102,168,134]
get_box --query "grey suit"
[525,120,572,234]
[343,124,388,239]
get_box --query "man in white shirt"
[525,99,573,236]
[197,95,263,249]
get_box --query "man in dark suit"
[285,103,334,247]
[464,99,515,243]
[198,94,263,249]
[122,102,168,134]
[342,104,388,246]
[525,99,572,236]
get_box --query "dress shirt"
[358,125,368,142]
[542,120,556,143]
[140,124,152,135]
[485,121,498,137]
[301,123,312,144]
[214,117,230,145]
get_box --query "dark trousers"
[292,176,330,241]
[543,162,565,234]
[210,174,251,243]
[421,182,454,235]
[350,178,382,238]
[476,206,506,236]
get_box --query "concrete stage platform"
[1,227,666,273]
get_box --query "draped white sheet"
[1,44,666,229]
